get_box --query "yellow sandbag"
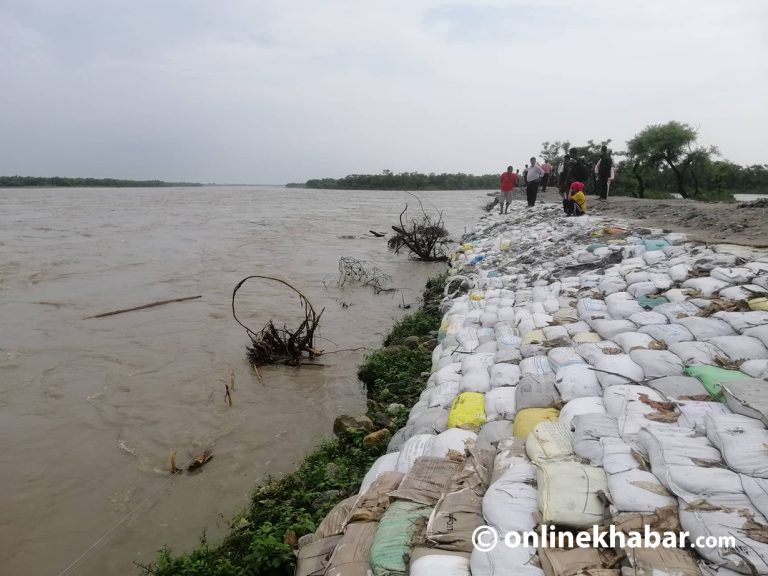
[522,329,545,345]
[447,392,486,430]
[500,238,512,251]
[513,408,560,438]
[463,243,474,252]
[572,332,602,344]
[748,298,768,311]
[470,291,485,301]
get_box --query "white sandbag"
[594,354,645,387]
[490,438,532,484]
[563,321,591,336]
[654,300,701,321]
[460,371,491,393]
[411,554,470,576]
[720,378,768,424]
[421,380,460,408]
[576,298,608,318]
[477,327,495,345]
[739,359,768,378]
[746,262,768,275]
[388,424,435,453]
[396,435,436,473]
[456,327,480,352]
[668,341,721,366]
[742,475,768,519]
[575,340,623,365]
[559,397,607,430]
[681,277,730,297]
[470,543,542,576]
[606,299,645,319]
[664,288,696,303]
[461,353,495,374]
[638,323,695,345]
[711,335,768,361]
[629,349,684,378]
[483,470,538,532]
[625,271,651,285]
[525,421,575,463]
[555,364,602,401]
[515,374,560,410]
[520,329,546,358]
[673,316,736,340]
[484,387,517,422]
[613,332,660,353]
[360,452,401,494]
[678,492,768,575]
[430,428,478,459]
[649,272,673,291]
[547,347,584,371]
[627,281,659,297]
[628,310,668,326]
[714,311,768,333]
[480,311,499,328]
[476,420,515,451]
[711,267,755,284]
[648,375,709,399]
[668,263,692,282]
[744,325,768,348]
[592,318,637,339]
[705,413,768,477]
[572,413,619,465]
[536,462,609,528]
[643,250,668,266]
[677,400,731,432]
[603,384,663,415]
[599,276,627,295]
[497,307,516,323]
[542,325,569,341]
[519,354,554,376]
[490,363,521,388]
[475,341,497,354]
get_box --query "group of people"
[498,145,615,217]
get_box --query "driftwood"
[338,257,394,293]
[232,275,324,367]
[84,295,202,319]
[388,203,450,261]
[369,230,386,237]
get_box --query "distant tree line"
[541,122,768,200]
[288,170,499,190]
[0,175,203,188]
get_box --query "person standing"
[499,165,517,214]
[557,153,570,199]
[566,148,587,190]
[525,157,545,207]
[522,164,529,187]
[594,145,615,200]
[540,159,553,193]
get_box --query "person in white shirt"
[526,157,546,206]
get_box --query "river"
[0,186,479,576]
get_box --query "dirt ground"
[533,187,768,247]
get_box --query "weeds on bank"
[138,269,447,576]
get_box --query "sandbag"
[575,340,623,365]
[347,472,404,524]
[711,335,768,362]
[539,547,617,576]
[430,428,478,459]
[516,374,561,410]
[638,323,694,345]
[677,400,731,432]
[668,341,721,366]
[325,521,378,576]
[296,534,342,576]
[387,425,435,454]
[461,353,495,374]
[711,267,755,284]
[361,452,401,493]
[396,435,436,474]
[490,363,521,387]
[592,318,637,339]
[720,378,768,424]
[714,310,768,333]
[525,421,575,463]
[476,420,514,451]
[369,501,432,576]
[470,542,542,576]
[520,354,554,376]
[674,316,736,340]
[315,495,360,539]
[484,387,517,422]
[447,393,486,431]
[647,375,710,400]
[536,461,609,528]
[628,310,668,326]
[483,468,538,532]
[594,354,645,387]
[555,364,602,401]
[490,436,530,484]
[410,550,471,576]
[391,456,462,505]
[572,413,620,465]
[459,371,491,393]
[424,489,483,553]
[613,332,660,353]
[654,300,701,321]
[407,406,449,433]
[514,408,560,437]
[705,413,768,477]
[542,325,570,341]
[547,347,584,371]
[685,365,751,401]
[682,277,730,297]
[739,359,768,378]
[628,349,684,378]
[744,325,768,348]
[559,396,607,429]
[622,547,701,576]
[572,332,603,344]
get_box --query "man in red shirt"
[499,165,517,214]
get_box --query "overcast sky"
[1,0,766,184]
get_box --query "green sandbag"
[369,500,432,576]
[636,295,669,309]
[643,239,670,251]
[684,365,749,402]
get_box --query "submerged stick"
[84,295,202,319]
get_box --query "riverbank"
[139,273,448,575]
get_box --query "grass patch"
[138,269,447,576]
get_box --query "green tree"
[627,121,702,198]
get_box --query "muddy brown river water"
[0,186,480,575]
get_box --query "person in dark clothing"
[594,145,615,200]
[566,148,587,190]
[557,153,571,199]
